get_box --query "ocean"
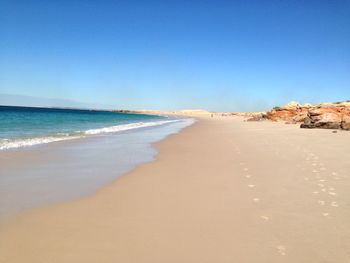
[0,105,178,150]
[0,105,194,217]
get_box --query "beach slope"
[1,117,350,262]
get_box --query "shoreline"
[0,118,195,219]
[0,117,183,151]
[1,116,350,262]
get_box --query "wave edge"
[0,119,181,150]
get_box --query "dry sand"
[1,116,350,262]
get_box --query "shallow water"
[0,105,173,150]
[0,118,194,218]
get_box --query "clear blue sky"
[1,0,349,111]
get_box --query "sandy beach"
[1,116,350,263]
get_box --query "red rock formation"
[264,102,310,123]
[301,104,350,130]
[246,112,267,121]
[342,115,350,130]
[246,101,350,131]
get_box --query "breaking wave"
[0,120,180,150]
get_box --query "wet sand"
[0,120,192,218]
[1,116,350,262]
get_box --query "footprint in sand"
[318,200,325,205]
[331,201,339,207]
[276,245,286,256]
[260,216,269,221]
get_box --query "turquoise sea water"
[0,105,194,217]
[0,105,176,150]
[0,112,194,217]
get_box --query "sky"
[0,0,349,111]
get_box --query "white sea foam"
[0,119,185,150]
[84,120,179,135]
[0,136,82,150]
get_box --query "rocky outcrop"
[300,104,350,130]
[246,112,267,121]
[301,111,342,129]
[263,101,311,123]
[341,115,350,130]
[245,101,350,131]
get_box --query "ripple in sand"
[318,200,325,205]
[248,184,255,188]
[245,174,252,178]
[328,192,337,196]
[322,212,329,217]
[243,168,249,171]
